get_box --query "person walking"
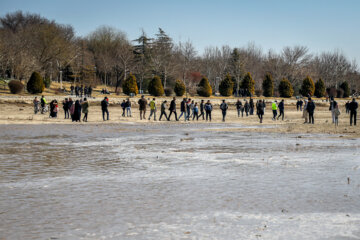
[296,100,300,111]
[178,98,187,121]
[303,99,308,123]
[33,97,40,114]
[168,97,178,121]
[192,103,199,120]
[249,98,254,115]
[277,99,285,120]
[299,99,303,111]
[345,101,350,114]
[186,98,192,120]
[62,98,69,119]
[329,98,338,124]
[262,99,266,114]
[220,99,228,122]
[148,98,157,121]
[205,100,213,121]
[121,100,126,117]
[244,100,250,116]
[272,100,278,120]
[159,100,168,121]
[349,98,358,126]
[257,100,264,123]
[138,95,147,120]
[40,95,47,114]
[236,99,242,117]
[125,98,132,117]
[306,98,316,124]
[82,98,89,122]
[198,100,205,120]
[101,97,109,121]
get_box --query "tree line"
[1,11,359,97]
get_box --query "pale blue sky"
[1,0,360,64]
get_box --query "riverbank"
[0,96,359,138]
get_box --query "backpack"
[205,104,212,111]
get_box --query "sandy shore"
[0,95,359,138]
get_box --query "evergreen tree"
[278,78,294,98]
[197,76,212,97]
[148,75,164,96]
[122,73,138,95]
[314,78,326,98]
[339,81,350,98]
[262,73,274,97]
[241,72,255,96]
[8,80,24,94]
[219,74,234,96]
[300,76,315,96]
[27,72,44,94]
[174,79,186,96]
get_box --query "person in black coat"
[306,98,316,124]
[349,98,358,126]
[101,97,109,121]
[277,99,285,120]
[72,100,82,122]
[178,98,187,121]
[257,100,264,123]
[168,97,178,121]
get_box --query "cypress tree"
[197,76,212,97]
[241,72,255,96]
[122,73,139,95]
[339,81,350,98]
[27,72,44,94]
[219,74,234,96]
[278,78,294,98]
[300,76,315,96]
[314,78,326,98]
[148,75,164,96]
[262,73,274,97]
[174,80,186,96]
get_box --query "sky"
[1,0,360,64]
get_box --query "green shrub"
[122,73,138,95]
[197,76,212,97]
[174,80,186,96]
[262,73,274,97]
[278,78,294,98]
[300,76,315,96]
[8,80,24,94]
[27,72,44,94]
[164,88,173,96]
[148,75,164,96]
[314,78,326,98]
[44,76,51,88]
[219,74,234,96]
[339,81,350,98]
[241,72,255,96]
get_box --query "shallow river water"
[0,123,359,240]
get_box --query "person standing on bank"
[236,99,242,117]
[192,103,199,120]
[205,100,213,121]
[249,98,254,115]
[349,98,358,126]
[220,99,228,122]
[244,100,250,116]
[138,95,147,120]
[101,97,109,121]
[272,100,278,120]
[125,98,132,117]
[277,99,285,120]
[81,98,89,122]
[329,97,338,124]
[257,100,264,123]
[306,97,316,124]
[148,98,157,121]
[168,97,178,121]
[198,100,205,120]
[121,100,126,117]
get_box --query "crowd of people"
[70,85,93,98]
[32,95,358,126]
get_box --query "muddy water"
[0,123,359,239]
